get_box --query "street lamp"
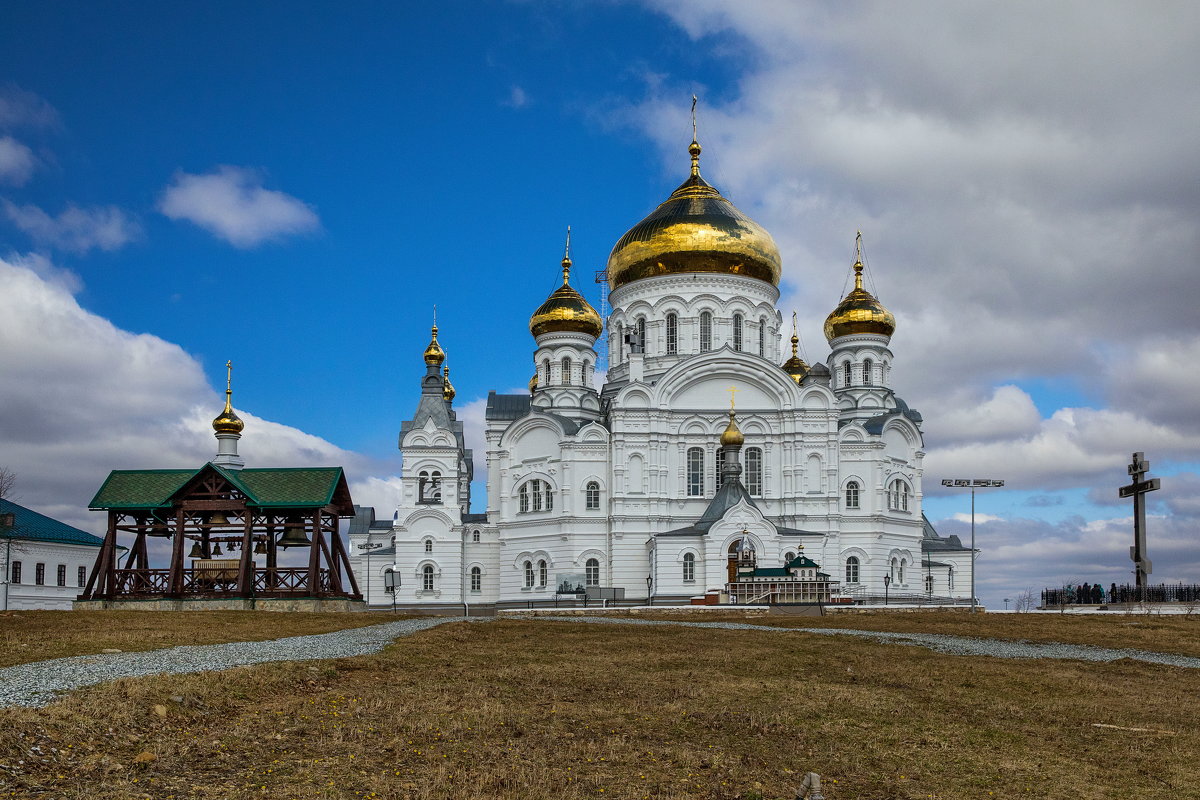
[941,478,1005,613]
[1004,597,1010,611]
[645,574,652,606]
[883,574,891,606]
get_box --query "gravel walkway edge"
[523,615,1200,669]
[0,617,465,709]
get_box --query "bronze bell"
[212,543,223,556]
[209,511,230,526]
[188,541,203,558]
[277,521,311,549]
[254,539,267,555]
[149,522,170,537]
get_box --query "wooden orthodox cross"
[1118,451,1160,590]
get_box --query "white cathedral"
[348,135,973,608]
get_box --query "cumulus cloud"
[158,166,320,248]
[0,136,36,185]
[0,254,392,534]
[2,200,140,253]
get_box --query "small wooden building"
[78,463,362,609]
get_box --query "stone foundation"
[73,597,367,612]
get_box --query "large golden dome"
[606,140,781,291]
[529,253,603,339]
[824,242,895,341]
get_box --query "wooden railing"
[108,568,332,598]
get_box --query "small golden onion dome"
[442,366,455,402]
[212,360,244,434]
[606,138,782,291]
[529,254,604,339]
[781,312,809,383]
[720,410,745,448]
[423,324,445,367]
[824,249,895,341]
[528,372,538,393]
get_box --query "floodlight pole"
[941,478,1005,613]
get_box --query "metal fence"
[1042,583,1200,606]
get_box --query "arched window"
[948,567,955,590]
[583,360,591,386]
[637,317,646,354]
[424,538,433,553]
[784,551,796,566]
[423,471,441,504]
[519,483,530,513]
[524,560,534,588]
[585,557,600,586]
[562,356,572,385]
[863,359,873,386]
[899,558,906,584]
[925,573,933,594]
[666,313,677,354]
[472,530,481,543]
[686,447,704,496]
[890,557,898,580]
[418,470,429,502]
[683,552,696,582]
[745,447,763,496]
[585,481,600,510]
[889,479,910,511]
[715,447,727,491]
[845,556,860,583]
[614,324,623,363]
[544,482,554,511]
[758,317,767,357]
[845,480,860,509]
[532,480,544,512]
[538,559,548,587]
[699,311,712,352]
[470,566,482,592]
[732,313,743,351]
[842,362,852,388]
[422,564,435,592]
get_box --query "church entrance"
[728,538,754,583]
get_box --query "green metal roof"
[1,499,105,547]
[89,464,352,513]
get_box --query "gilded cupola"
[212,360,244,434]
[720,408,745,448]
[824,233,896,341]
[605,112,781,292]
[442,366,456,402]
[423,323,446,367]
[781,312,810,383]
[529,232,604,339]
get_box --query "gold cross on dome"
[727,385,739,409]
[225,360,233,392]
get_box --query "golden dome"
[442,366,456,402]
[528,372,538,393]
[720,410,744,448]
[781,313,809,383]
[212,360,244,434]
[529,250,603,339]
[824,236,895,341]
[423,324,445,367]
[606,138,781,291]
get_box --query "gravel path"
[524,615,1200,669]
[0,617,461,709]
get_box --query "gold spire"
[781,310,810,383]
[423,308,446,367]
[212,360,244,434]
[530,231,603,339]
[442,366,456,402]
[824,231,896,341]
[689,94,701,177]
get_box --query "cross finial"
[225,360,233,394]
[691,94,698,144]
[562,226,572,284]
[728,384,738,410]
[688,95,702,177]
[853,231,864,290]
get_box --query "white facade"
[1,499,105,610]
[349,154,973,608]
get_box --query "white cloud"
[0,136,36,185]
[158,165,320,248]
[503,85,530,109]
[0,254,391,534]
[2,200,140,253]
[950,512,1004,525]
[0,85,60,130]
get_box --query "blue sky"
[2,1,1198,609]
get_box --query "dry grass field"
[0,610,406,668]
[1,612,1198,799]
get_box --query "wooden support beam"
[306,509,321,595]
[328,519,361,598]
[167,508,186,596]
[81,512,116,599]
[317,520,340,594]
[236,507,255,598]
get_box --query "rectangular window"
[699,312,712,352]
[715,448,726,491]
[666,314,677,354]
[745,447,763,496]
[35,563,45,586]
[57,564,66,587]
[10,561,20,584]
[78,565,86,587]
[686,448,704,496]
